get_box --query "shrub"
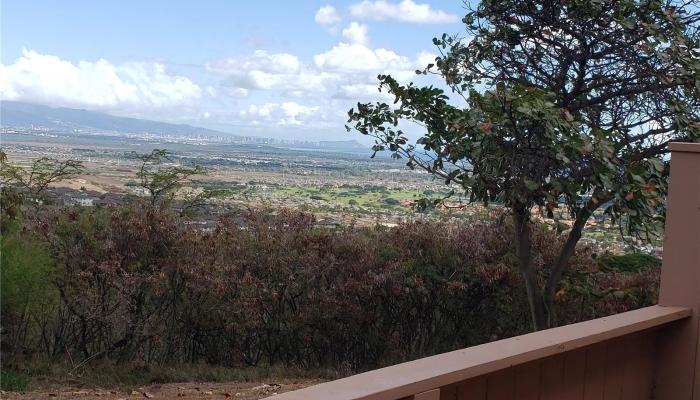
[0,204,659,374]
[598,253,661,273]
[0,219,58,360]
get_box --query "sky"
[1,0,469,141]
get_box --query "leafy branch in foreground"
[348,0,700,330]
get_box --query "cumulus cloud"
[208,50,301,75]
[210,42,431,102]
[239,101,319,126]
[349,0,459,24]
[334,83,392,100]
[207,50,342,94]
[315,5,342,26]
[416,50,437,69]
[341,22,369,46]
[210,62,337,94]
[207,22,439,128]
[313,43,417,80]
[0,49,201,111]
[210,36,435,101]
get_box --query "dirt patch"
[0,380,321,400]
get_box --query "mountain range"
[0,101,234,138]
[0,101,369,152]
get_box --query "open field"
[1,129,657,252]
[1,130,461,221]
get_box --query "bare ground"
[0,379,322,400]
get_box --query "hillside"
[0,101,232,138]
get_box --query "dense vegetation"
[2,201,660,381]
[348,0,699,329]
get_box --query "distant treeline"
[1,203,659,372]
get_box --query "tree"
[0,149,84,213]
[135,149,206,207]
[134,149,227,214]
[347,0,700,330]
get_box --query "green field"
[267,184,443,210]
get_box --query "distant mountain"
[0,101,372,154]
[0,101,233,138]
[318,140,368,151]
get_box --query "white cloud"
[341,22,369,46]
[315,5,342,26]
[207,50,340,94]
[205,86,218,97]
[208,50,301,75]
[209,39,435,103]
[207,23,439,128]
[416,50,437,69]
[239,101,319,126]
[240,103,276,119]
[349,0,459,24]
[0,49,201,111]
[279,102,319,125]
[334,83,392,100]
[227,87,249,98]
[313,43,416,80]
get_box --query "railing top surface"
[669,141,700,153]
[267,305,690,400]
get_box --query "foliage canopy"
[347,0,700,329]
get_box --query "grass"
[268,184,443,211]
[1,370,31,391]
[598,253,662,272]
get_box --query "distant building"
[64,196,95,207]
[76,198,94,207]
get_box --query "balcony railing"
[266,142,700,400]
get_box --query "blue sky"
[1,1,468,140]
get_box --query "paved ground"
[0,380,321,399]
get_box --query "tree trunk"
[543,201,600,317]
[512,206,548,331]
